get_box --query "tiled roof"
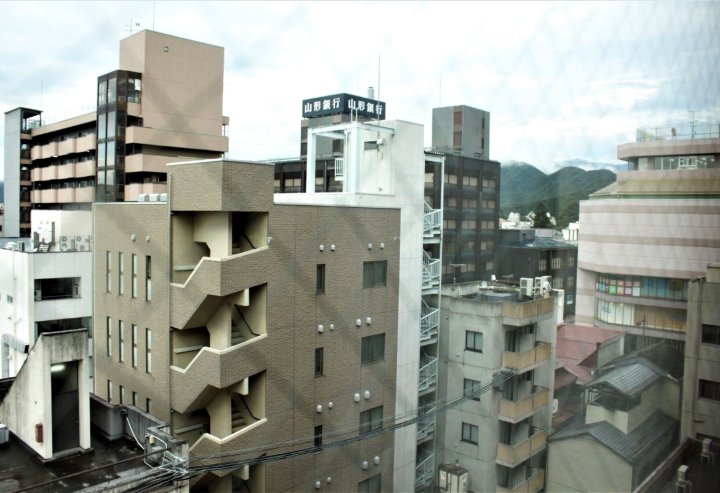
[551,410,678,464]
[585,362,660,398]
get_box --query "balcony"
[58,138,76,156]
[415,448,435,489]
[496,428,547,468]
[41,142,58,160]
[76,133,96,153]
[30,146,42,160]
[499,387,550,423]
[31,167,41,181]
[420,299,439,344]
[416,404,436,443]
[418,353,438,395]
[40,165,58,181]
[57,188,76,203]
[501,342,551,373]
[32,190,41,202]
[422,250,441,293]
[40,189,57,203]
[74,186,95,203]
[75,160,96,178]
[423,202,442,242]
[497,468,545,493]
[57,162,76,180]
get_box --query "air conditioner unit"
[60,242,69,251]
[438,464,469,493]
[519,278,533,298]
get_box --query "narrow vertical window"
[119,320,125,362]
[107,380,113,402]
[316,264,325,293]
[106,251,112,292]
[145,256,152,301]
[106,316,112,357]
[132,391,138,407]
[118,252,124,295]
[131,254,138,298]
[146,328,152,373]
[119,385,125,404]
[315,347,324,376]
[146,398,152,414]
[131,324,138,367]
[314,425,323,447]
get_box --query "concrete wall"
[3,109,22,237]
[0,330,90,460]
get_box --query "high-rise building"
[2,30,229,238]
[576,121,720,350]
[93,115,429,491]
[432,105,490,159]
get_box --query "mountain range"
[499,162,617,228]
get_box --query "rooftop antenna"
[125,19,141,35]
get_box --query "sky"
[1,1,718,179]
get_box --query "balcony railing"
[418,353,438,394]
[422,250,440,290]
[420,299,439,343]
[501,342,551,373]
[416,404,436,442]
[415,448,435,489]
[496,428,547,467]
[423,202,442,239]
[499,387,549,423]
[497,468,545,493]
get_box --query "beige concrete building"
[94,153,408,491]
[435,280,558,493]
[3,30,228,238]
[682,262,720,441]
[576,121,720,350]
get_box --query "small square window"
[463,378,482,401]
[359,406,383,434]
[361,334,385,364]
[461,422,479,444]
[465,330,483,352]
[363,261,387,288]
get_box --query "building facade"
[436,281,558,493]
[576,121,720,350]
[2,30,228,239]
[682,262,720,441]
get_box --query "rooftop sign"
[302,93,386,120]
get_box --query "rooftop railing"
[636,121,720,142]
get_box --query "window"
[106,316,112,357]
[107,380,113,402]
[361,334,385,364]
[316,264,325,293]
[446,197,458,207]
[358,474,382,493]
[444,173,458,184]
[699,379,720,401]
[567,276,575,288]
[702,324,720,345]
[145,256,152,301]
[538,258,547,271]
[106,250,112,292]
[465,330,483,352]
[464,378,482,401]
[146,398,152,414]
[566,294,574,305]
[363,261,387,288]
[132,391,138,407]
[551,256,562,270]
[119,385,125,404]
[118,320,125,362]
[461,422,479,444]
[146,328,152,373]
[315,347,324,376]
[131,254,138,298]
[118,252,124,294]
[486,261,494,271]
[131,324,138,367]
[462,219,477,230]
[568,255,576,267]
[443,219,457,229]
[314,425,323,447]
[552,277,563,289]
[424,172,434,184]
[360,406,383,434]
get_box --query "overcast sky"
[1,1,718,178]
